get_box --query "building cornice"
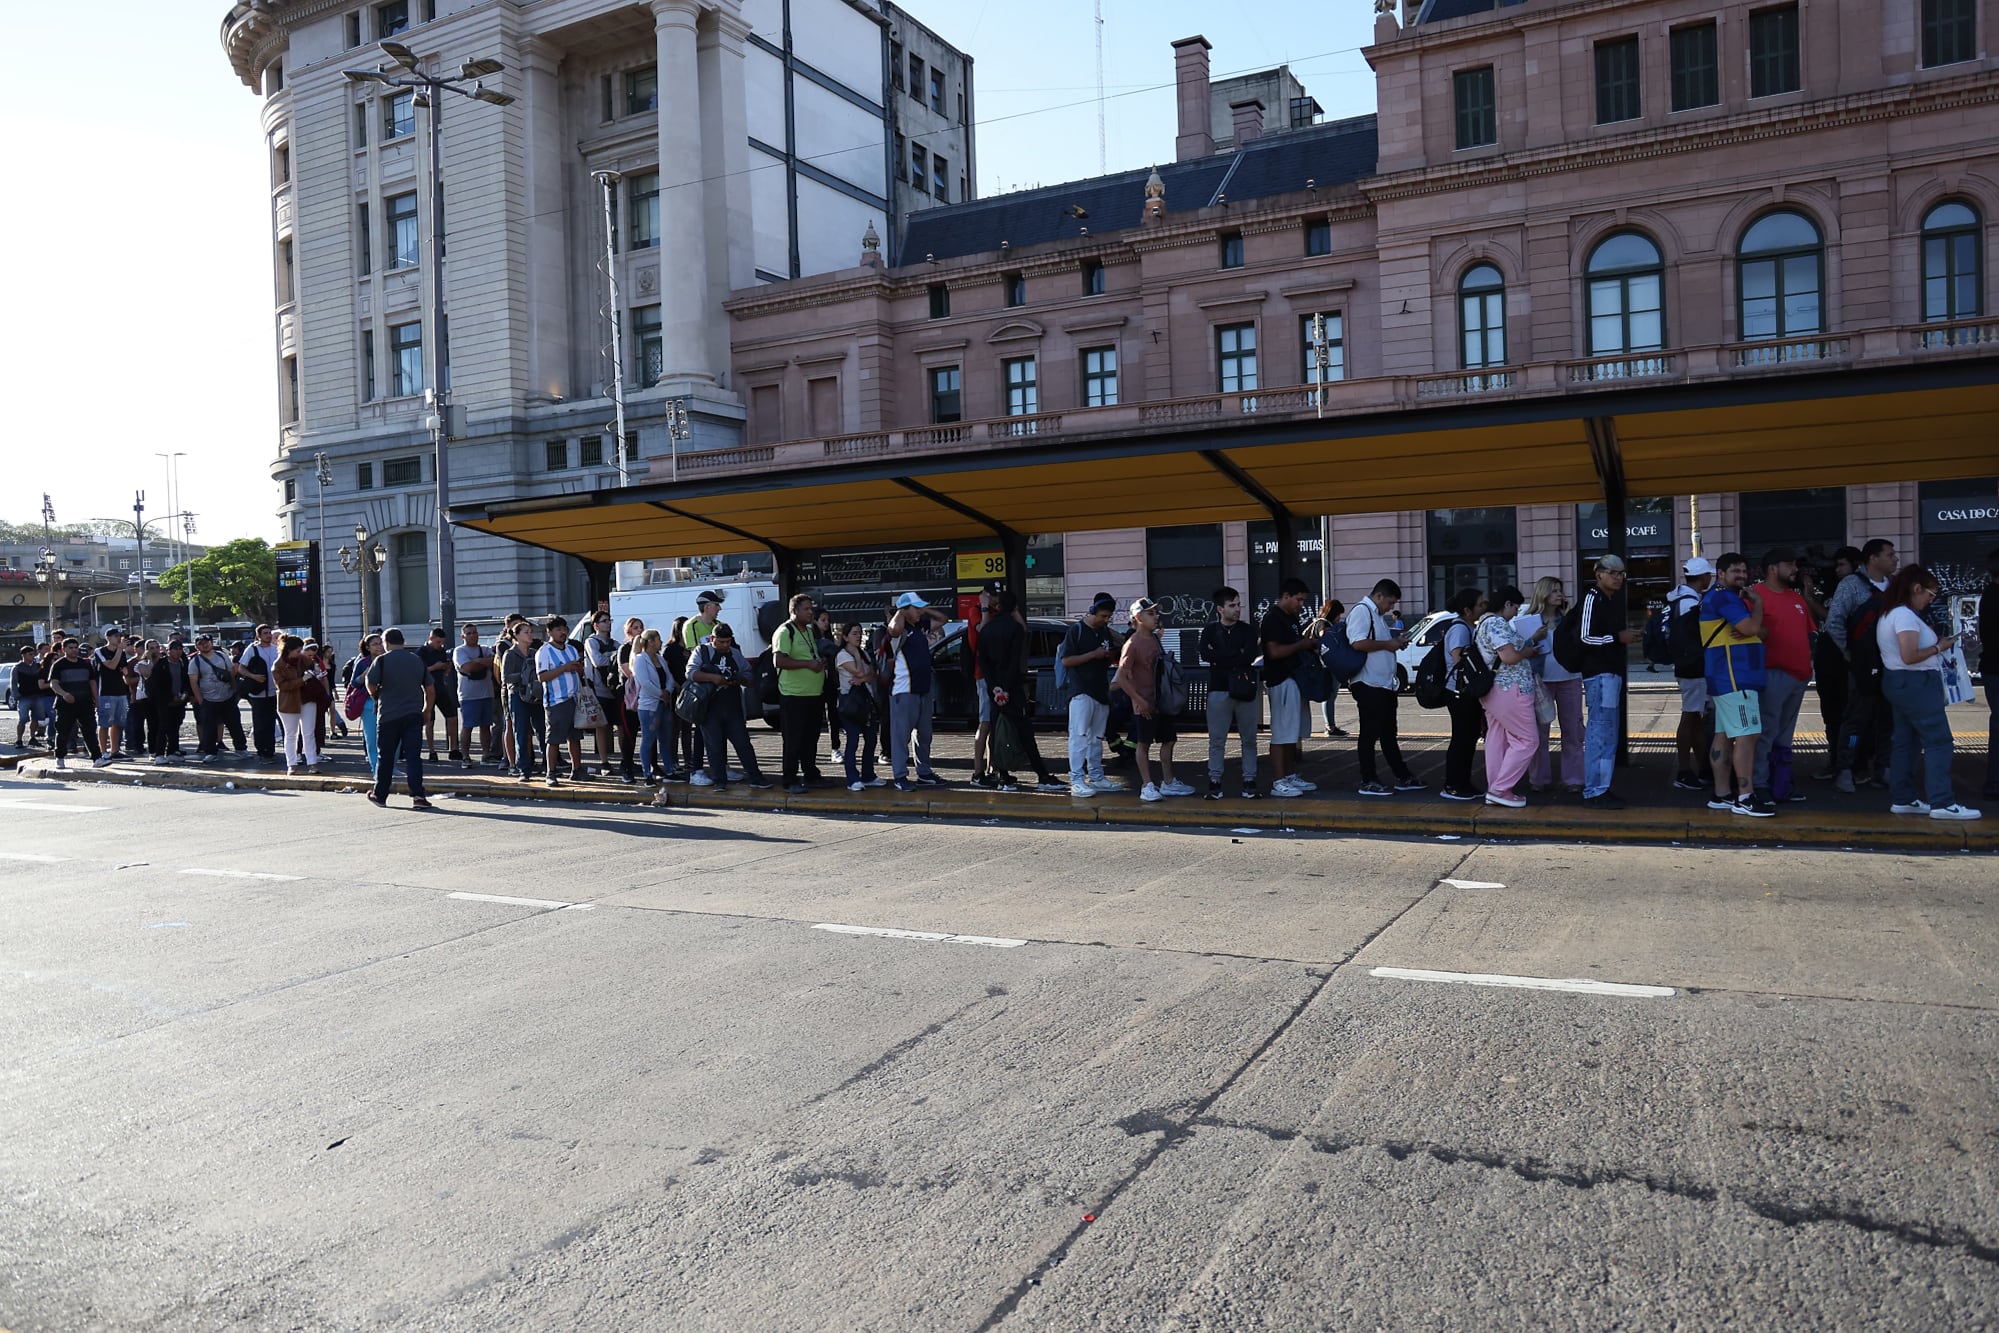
[221,0,353,88]
[1366,71,1999,202]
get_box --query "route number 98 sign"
[955,551,1005,581]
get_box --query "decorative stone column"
[519,36,571,400]
[697,2,755,381]
[653,0,714,383]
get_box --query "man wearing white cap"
[882,591,946,791]
[1666,556,1715,790]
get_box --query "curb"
[21,761,1992,853]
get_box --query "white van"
[607,577,779,659]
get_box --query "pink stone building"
[713,0,1999,625]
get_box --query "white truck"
[607,571,780,658]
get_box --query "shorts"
[1677,678,1709,713]
[977,679,992,724]
[97,696,130,729]
[1266,677,1305,746]
[544,698,576,746]
[19,697,52,725]
[1713,689,1762,738]
[459,696,494,729]
[1133,711,1178,746]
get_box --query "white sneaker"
[54,756,67,770]
[1160,779,1196,797]
[1889,801,1932,815]
[1088,775,1124,792]
[848,780,865,792]
[1930,804,1982,821]
[1290,777,1319,792]
[92,755,115,768]
[1139,782,1162,803]
[1069,782,1095,798]
[1271,777,1304,798]
[689,770,715,787]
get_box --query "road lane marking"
[812,922,1027,949]
[447,892,595,911]
[178,868,304,882]
[0,800,110,813]
[0,852,68,862]
[1438,878,1506,890]
[1370,966,1675,998]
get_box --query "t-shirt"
[1198,620,1259,692]
[1758,586,1815,681]
[94,646,130,697]
[774,622,824,697]
[365,647,431,723]
[683,617,720,651]
[583,633,620,697]
[453,644,495,701]
[1476,614,1535,693]
[238,642,279,698]
[419,644,458,701]
[192,650,236,703]
[834,648,867,695]
[1877,605,1940,673]
[1344,602,1399,691]
[1442,620,1475,693]
[14,659,45,701]
[536,642,582,705]
[977,614,1027,697]
[47,656,97,703]
[1061,620,1114,704]
[1700,587,1765,695]
[1259,606,1303,687]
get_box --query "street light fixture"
[34,550,68,641]
[337,524,390,639]
[341,40,513,641]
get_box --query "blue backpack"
[1321,622,1366,682]
[1291,646,1333,703]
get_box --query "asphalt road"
[1,775,1995,1330]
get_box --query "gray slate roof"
[900,115,1379,265]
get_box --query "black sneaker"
[1706,794,1735,811]
[1582,792,1628,810]
[968,772,998,791]
[785,782,808,795]
[1671,773,1704,791]
[1440,786,1480,802]
[1357,782,1393,797]
[1393,778,1427,793]
[914,773,942,787]
[1204,784,1225,801]
[748,778,776,790]
[1735,792,1777,818]
[1239,788,1262,800]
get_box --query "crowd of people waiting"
[11,541,1993,821]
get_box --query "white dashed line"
[0,852,69,862]
[1370,966,1675,998]
[447,892,595,911]
[812,922,1028,949]
[1438,878,1506,890]
[178,868,304,882]
[0,800,110,813]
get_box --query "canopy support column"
[1201,450,1299,580]
[892,478,1027,606]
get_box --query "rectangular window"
[1300,313,1345,384]
[626,65,658,116]
[362,330,376,400]
[274,143,290,185]
[1594,37,1642,123]
[1004,272,1026,307]
[357,202,371,275]
[1453,66,1497,149]
[1082,259,1105,296]
[393,530,427,624]
[1304,220,1332,257]
[346,12,363,49]
[387,191,418,268]
[1219,232,1244,269]
[927,283,949,319]
[893,132,906,180]
[910,145,927,194]
[1670,23,1720,111]
[353,102,369,148]
[929,68,945,114]
[545,440,570,472]
[908,54,924,103]
[1003,357,1038,418]
[376,0,409,39]
[1289,95,1319,128]
[284,478,298,504]
[1749,5,1801,97]
[279,238,295,303]
[932,155,949,201]
[929,366,961,423]
[580,436,603,468]
[628,171,660,249]
[808,376,840,435]
[632,305,663,387]
[890,42,904,89]
[383,456,422,486]
[384,92,414,141]
[283,355,299,421]
[1922,0,1977,67]
[1217,323,1258,393]
[389,321,423,397]
[1081,346,1118,407]
[268,62,284,94]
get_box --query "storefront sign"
[274,540,320,641]
[1923,502,1999,532]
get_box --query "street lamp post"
[591,169,632,490]
[345,41,514,643]
[34,552,68,640]
[338,524,389,643]
[132,490,146,636]
[157,451,191,639]
[315,452,333,643]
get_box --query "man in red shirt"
[1753,547,1816,802]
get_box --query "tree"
[160,538,279,623]
[0,520,98,545]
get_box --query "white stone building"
[221,0,973,643]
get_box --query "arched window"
[1922,200,1982,322]
[1738,210,1823,339]
[1585,232,1664,355]
[1459,264,1506,369]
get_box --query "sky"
[0,0,1380,546]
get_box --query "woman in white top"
[630,629,673,786]
[1512,577,1581,793]
[834,623,883,791]
[1876,565,1978,820]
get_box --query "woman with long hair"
[345,634,383,773]
[1477,585,1542,807]
[630,628,672,785]
[666,615,694,778]
[1877,565,1979,820]
[1513,577,1581,793]
[273,634,322,775]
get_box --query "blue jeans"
[637,704,664,781]
[508,694,542,776]
[373,711,427,801]
[361,699,378,773]
[1882,669,1956,808]
[1582,673,1621,798]
[842,707,879,783]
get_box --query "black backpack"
[1847,588,1888,696]
[1414,638,1452,709]
[1669,596,1706,678]
[1551,603,1587,673]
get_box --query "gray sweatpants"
[1206,689,1260,786]
[1753,669,1807,789]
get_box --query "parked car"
[1393,610,1456,691]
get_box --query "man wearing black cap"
[682,589,725,650]
[1060,593,1120,796]
[967,580,1004,788]
[1753,548,1816,801]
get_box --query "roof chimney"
[1172,36,1214,162]
[1230,99,1265,147]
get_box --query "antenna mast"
[1094,0,1107,173]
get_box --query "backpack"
[1457,622,1496,700]
[344,679,369,721]
[1321,621,1366,681]
[1642,603,1671,664]
[1551,602,1587,673]
[1669,596,1705,678]
[1291,644,1332,703]
[1414,638,1452,709]
[1156,650,1188,715]
[1847,587,1888,696]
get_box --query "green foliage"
[0,520,99,545]
[160,538,279,622]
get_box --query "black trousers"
[700,691,762,785]
[1838,683,1892,774]
[1352,682,1411,785]
[199,699,246,754]
[55,699,99,760]
[1813,640,1847,764]
[779,694,821,784]
[248,695,278,757]
[150,697,186,755]
[1445,693,1486,792]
